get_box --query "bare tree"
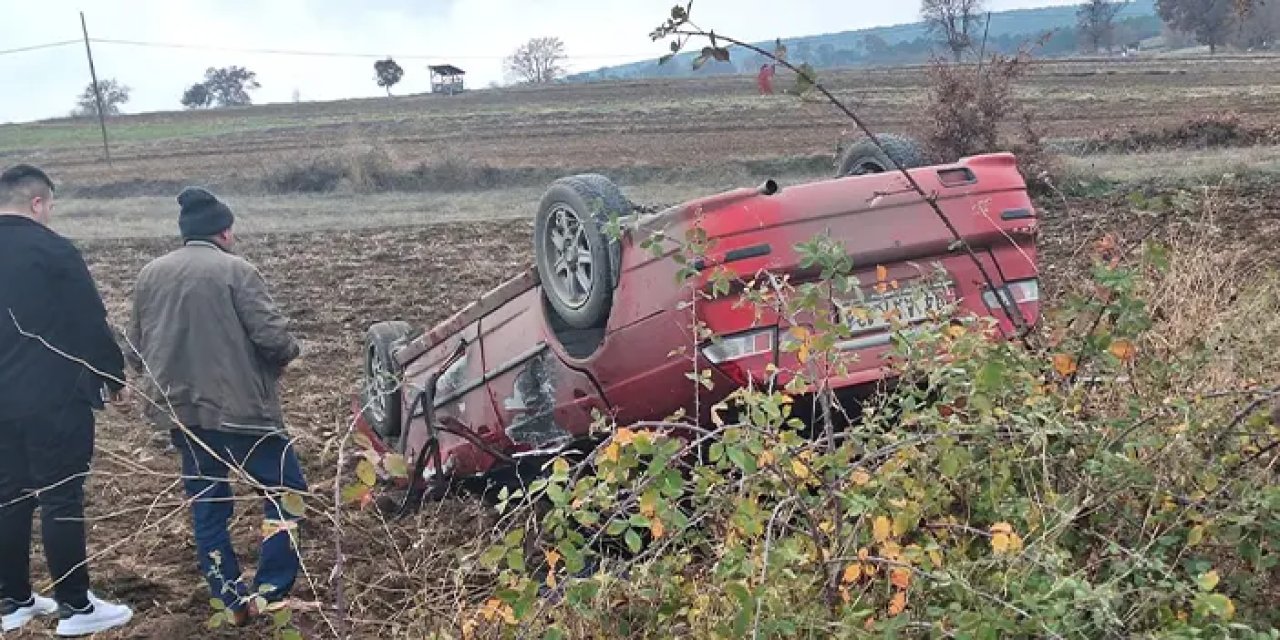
[920,0,986,61]
[1157,0,1237,53]
[73,78,130,117]
[505,36,567,84]
[1078,0,1127,52]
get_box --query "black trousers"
[0,403,94,608]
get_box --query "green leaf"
[281,629,303,640]
[559,540,586,574]
[574,510,600,527]
[504,528,525,546]
[507,548,526,572]
[709,443,725,463]
[280,492,306,517]
[355,459,377,486]
[629,514,651,528]
[544,628,567,640]
[272,608,292,627]
[726,446,757,474]
[606,519,629,536]
[1197,570,1220,592]
[1198,593,1234,619]
[976,361,1006,392]
[547,483,568,506]
[479,545,506,569]
[383,453,408,478]
[567,581,600,607]
[624,529,643,553]
[209,598,226,611]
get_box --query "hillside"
[568,0,1160,81]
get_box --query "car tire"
[534,174,629,329]
[836,133,930,177]
[361,320,414,440]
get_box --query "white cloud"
[0,0,1081,124]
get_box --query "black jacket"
[0,215,124,420]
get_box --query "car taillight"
[701,328,775,364]
[982,278,1039,309]
[701,329,775,386]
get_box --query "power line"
[0,40,81,56]
[89,38,654,61]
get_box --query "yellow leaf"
[928,549,944,567]
[546,570,557,589]
[990,522,1013,535]
[873,516,892,543]
[851,469,871,486]
[1187,525,1205,547]
[355,459,377,486]
[1109,339,1137,361]
[1199,569,1220,592]
[876,265,888,282]
[552,457,570,477]
[945,324,966,339]
[601,442,620,463]
[1009,532,1024,552]
[790,459,811,480]
[1052,354,1078,377]
[789,326,811,341]
[887,591,907,617]
[797,342,811,364]
[890,567,911,589]
[757,449,776,467]
[819,520,835,534]
[841,563,863,584]
[614,428,636,445]
[858,547,870,561]
[991,532,1011,554]
[639,492,657,518]
[892,515,911,537]
[650,518,666,539]
[880,541,902,560]
[1225,597,1236,619]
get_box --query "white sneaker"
[54,592,133,637]
[1,594,58,631]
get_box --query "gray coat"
[127,241,300,435]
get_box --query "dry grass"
[1061,144,1280,184]
[50,171,831,240]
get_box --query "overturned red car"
[353,136,1041,491]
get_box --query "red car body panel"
[357,153,1041,482]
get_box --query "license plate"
[839,283,952,333]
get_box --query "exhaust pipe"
[757,179,780,196]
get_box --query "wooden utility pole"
[80,11,111,164]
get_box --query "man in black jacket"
[0,165,133,636]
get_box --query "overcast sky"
[0,0,1079,124]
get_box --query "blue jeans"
[171,428,308,609]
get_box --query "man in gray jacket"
[127,187,306,625]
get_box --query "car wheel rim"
[367,345,391,426]
[545,204,594,309]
